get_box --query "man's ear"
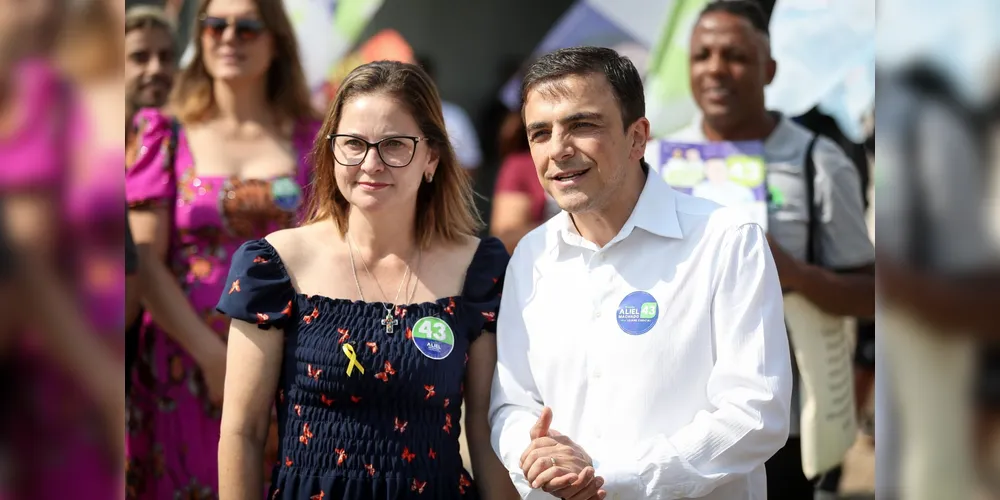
[765,58,777,86]
[629,117,651,163]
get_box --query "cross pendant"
[381,312,399,334]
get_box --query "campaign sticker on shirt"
[616,291,659,335]
[412,316,455,360]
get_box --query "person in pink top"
[0,0,127,498]
[125,0,320,497]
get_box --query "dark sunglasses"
[200,15,266,42]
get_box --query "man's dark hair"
[520,46,645,130]
[698,0,770,35]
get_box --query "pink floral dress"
[125,107,320,499]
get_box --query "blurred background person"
[125,5,177,165]
[125,0,319,497]
[489,109,559,253]
[417,55,483,174]
[876,58,1000,499]
[670,2,875,499]
[0,0,128,498]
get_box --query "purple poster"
[649,139,769,230]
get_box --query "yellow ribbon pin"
[342,344,365,376]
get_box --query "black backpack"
[792,107,872,210]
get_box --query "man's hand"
[520,407,606,499]
[766,235,805,290]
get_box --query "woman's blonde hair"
[168,0,315,125]
[305,61,483,248]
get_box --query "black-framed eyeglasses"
[327,134,426,168]
[200,15,267,42]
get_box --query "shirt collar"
[552,170,684,255]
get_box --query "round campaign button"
[411,316,455,360]
[616,291,659,335]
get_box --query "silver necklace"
[347,235,420,334]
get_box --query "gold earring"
[425,172,434,183]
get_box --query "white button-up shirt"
[489,172,792,500]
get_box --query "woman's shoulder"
[450,235,508,291]
[264,223,325,267]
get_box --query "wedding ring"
[550,457,557,467]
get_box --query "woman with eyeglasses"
[126,0,319,497]
[215,61,519,499]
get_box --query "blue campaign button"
[616,291,659,335]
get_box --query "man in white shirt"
[489,46,793,500]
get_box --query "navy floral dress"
[216,237,509,500]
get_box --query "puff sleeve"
[461,236,510,343]
[126,108,178,208]
[216,239,298,330]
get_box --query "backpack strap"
[804,134,820,265]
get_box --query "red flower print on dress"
[337,328,350,344]
[374,361,397,382]
[366,341,378,353]
[365,464,376,476]
[411,479,426,494]
[272,489,280,500]
[459,473,472,494]
[351,395,362,403]
[401,447,416,463]
[481,311,496,322]
[299,423,313,445]
[253,255,269,264]
[285,457,293,467]
[428,448,437,459]
[310,491,324,500]
[424,385,435,400]
[256,312,269,324]
[405,327,413,340]
[335,448,347,466]
[294,404,302,416]
[281,300,292,316]
[303,307,319,324]
[229,279,241,294]
[320,394,334,406]
[307,364,323,380]
[443,398,450,408]
[395,306,408,318]
[394,417,408,433]
[443,414,453,434]
[444,298,456,315]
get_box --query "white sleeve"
[488,253,556,499]
[597,223,793,499]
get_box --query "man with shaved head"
[671,2,876,499]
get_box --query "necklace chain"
[347,234,421,311]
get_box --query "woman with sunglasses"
[216,61,519,499]
[126,0,319,497]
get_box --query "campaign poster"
[649,140,769,230]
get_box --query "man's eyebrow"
[526,112,605,133]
